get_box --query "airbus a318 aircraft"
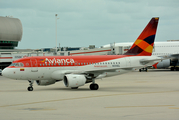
[2,17,161,91]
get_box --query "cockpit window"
[10,63,24,67]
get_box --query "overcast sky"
[0,0,179,49]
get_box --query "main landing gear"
[27,80,34,91]
[139,68,148,72]
[170,67,179,71]
[89,79,99,90]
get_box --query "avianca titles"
[2,17,161,91]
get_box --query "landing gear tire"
[28,80,34,91]
[27,87,33,91]
[176,67,179,71]
[90,84,99,90]
[171,67,175,71]
[139,68,147,72]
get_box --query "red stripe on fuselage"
[9,55,128,68]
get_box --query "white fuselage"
[2,56,159,81]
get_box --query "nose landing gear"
[27,80,34,91]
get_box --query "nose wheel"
[27,87,33,91]
[28,80,34,91]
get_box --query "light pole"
[55,14,59,54]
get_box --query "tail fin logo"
[124,17,159,56]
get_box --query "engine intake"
[64,74,86,88]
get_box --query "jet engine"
[64,74,86,88]
[156,59,171,68]
[36,80,56,86]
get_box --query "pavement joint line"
[105,105,175,108]
[0,90,179,108]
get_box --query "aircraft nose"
[2,68,9,77]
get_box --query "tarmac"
[0,69,179,120]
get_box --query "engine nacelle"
[156,59,171,68]
[64,74,86,88]
[36,80,56,86]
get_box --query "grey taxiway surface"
[0,69,179,120]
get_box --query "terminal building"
[0,16,23,69]
[0,16,22,49]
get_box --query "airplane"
[103,41,179,71]
[2,17,161,91]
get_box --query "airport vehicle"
[2,17,161,91]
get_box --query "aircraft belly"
[105,69,133,77]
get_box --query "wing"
[65,66,137,80]
[140,57,162,65]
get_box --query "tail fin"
[124,17,159,56]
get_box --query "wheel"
[145,68,148,72]
[27,87,33,91]
[139,69,141,72]
[90,84,99,90]
[171,67,175,71]
[176,67,179,71]
[93,84,99,90]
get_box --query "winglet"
[124,17,159,56]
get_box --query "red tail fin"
[124,17,159,56]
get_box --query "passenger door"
[30,59,38,72]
